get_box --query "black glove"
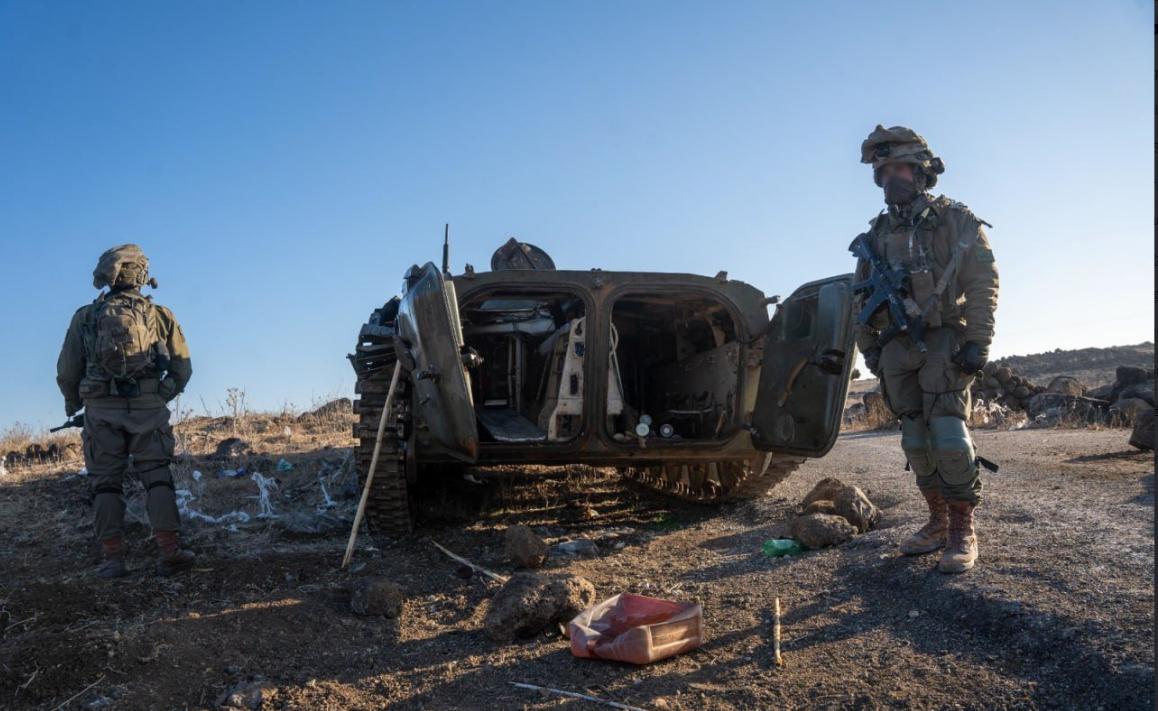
[863,347,882,377]
[952,341,988,375]
[66,400,82,417]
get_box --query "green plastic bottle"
[762,538,804,557]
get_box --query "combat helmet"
[92,244,155,290]
[861,125,945,188]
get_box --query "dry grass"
[2,391,355,476]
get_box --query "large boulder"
[1046,376,1085,397]
[1117,366,1149,388]
[1129,409,1154,451]
[504,525,548,569]
[1027,393,1110,422]
[994,366,1013,384]
[790,513,856,550]
[1119,382,1155,407]
[802,477,846,508]
[484,572,596,641]
[1088,383,1116,401]
[1112,398,1152,424]
[834,485,881,533]
[862,391,892,427]
[350,577,405,617]
[804,499,839,516]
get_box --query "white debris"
[175,488,251,526]
[318,475,335,509]
[251,472,279,518]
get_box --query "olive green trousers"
[879,328,981,504]
[82,405,182,540]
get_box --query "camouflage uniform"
[56,245,195,577]
[852,126,999,573]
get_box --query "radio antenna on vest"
[442,223,450,276]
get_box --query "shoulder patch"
[974,245,996,263]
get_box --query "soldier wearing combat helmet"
[56,245,196,578]
[851,125,999,573]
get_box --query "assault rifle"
[51,414,84,432]
[849,233,927,352]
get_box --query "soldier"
[852,126,999,573]
[57,245,196,578]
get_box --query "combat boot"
[899,489,948,555]
[154,531,196,577]
[96,537,128,579]
[938,500,978,573]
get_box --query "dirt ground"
[0,428,1152,710]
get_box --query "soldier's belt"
[79,377,162,399]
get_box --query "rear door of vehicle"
[750,274,856,456]
[396,263,478,462]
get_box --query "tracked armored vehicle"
[349,238,857,534]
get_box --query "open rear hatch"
[750,274,857,456]
[396,263,479,463]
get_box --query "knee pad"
[900,416,937,479]
[929,416,976,486]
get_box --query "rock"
[1117,366,1149,388]
[1046,376,1085,397]
[1119,382,1155,406]
[298,398,353,421]
[484,572,596,640]
[789,513,856,550]
[1012,385,1031,399]
[1112,398,1152,423]
[834,485,881,533]
[860,391,893,428]
[1129,409,1154,451]
[504,525,548,569]
[982,361,998,376]
[550,539,599,557]
[1027,393,1109,421]
[1088,384,1116,401]
[802,477,846,508]
[279,511,349,535]
[983,375,1001,389]
[219,680,275,710]
[350,577,404,617]
[994,366,1013,383]
[843,402,867,422]
[804,500,838,516]
[213,437,250,458]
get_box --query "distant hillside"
[994,342,1153,387]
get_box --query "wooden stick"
[510,682,648,711]
[341,361,402,569]
[51,674,104,711]
[773,596,784,667]
[431,540,508,583]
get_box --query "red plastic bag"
[567,593,703,664]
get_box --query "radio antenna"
[442,223,450,276]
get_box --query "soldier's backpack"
[86,291,162,381]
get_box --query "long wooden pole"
[773,596,784,667]
[342,361,402,569]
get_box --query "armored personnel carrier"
[349,238,856,534]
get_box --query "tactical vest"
[864,196,985,332]
[79,290,166,398]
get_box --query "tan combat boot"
[154,531,196,577]
[96,537,128,579]
[899,489,948,555]
[938,500,978,573]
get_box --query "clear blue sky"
[1,1,1152,431]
